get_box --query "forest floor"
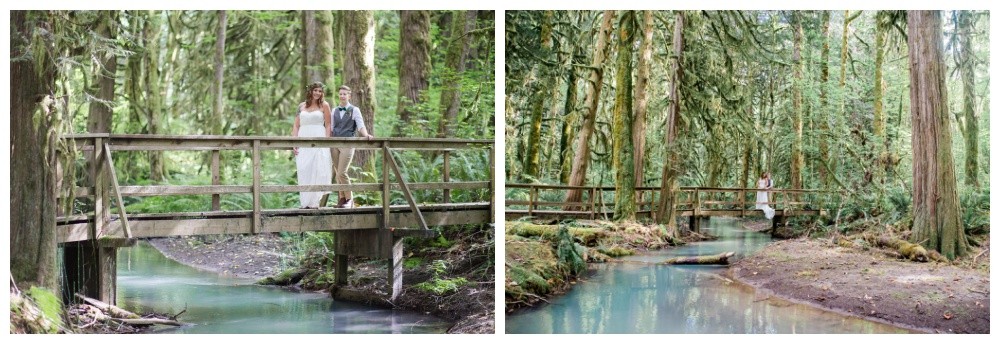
[147,228,495,334]
[729,221,990,334]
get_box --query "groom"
[330,85,374,208]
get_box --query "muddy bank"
[147,229,494,334]
[729,237,990,333]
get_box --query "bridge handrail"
[62,134,492,151]
[59,134,495,238]
[504,182,834,219]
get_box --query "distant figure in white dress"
[292,82,333,209]
[755,172,775,219]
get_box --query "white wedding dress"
[755,178,775,219]
[295,109,333,208]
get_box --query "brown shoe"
[336,197,347,208]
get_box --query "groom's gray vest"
[332,106,356,137]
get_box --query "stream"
[505,217,917,334]
[115,242,451,334]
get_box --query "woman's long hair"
[305,82,325,108]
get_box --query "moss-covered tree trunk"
[564,11,614,206]
[10,10,60,293]
[343,10,376,167]
[523,11,553,178]
[302,10,336,89]
[789,12,804,194]
[558,44,580,184]
[632,10,654,192]
[907,10,969,260]
[437,10,472,139]
[655,11,685,230]
[395,10,431,136]
[210,10,227,136]
[142,11,166,181]
[818,11,831,189]
[611,11,637,222]
[956,11,979,187]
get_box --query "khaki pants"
[332,147,355,201]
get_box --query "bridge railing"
[57,134,494,241]
[505,183,832,219]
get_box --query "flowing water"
[505,218,916,334]
[116,242,451,334]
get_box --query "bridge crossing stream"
[505,218,917,334]
[114,242,451,334]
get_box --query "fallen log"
[76,293,140,319]
[76,293,185,327]
[662,252,735,265]
[863,235,948,263]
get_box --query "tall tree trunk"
[343,10,377,168]
[655,11,686,231]
[790,12,804,193]
[437,10,473,139]
[956,11,979,187]
[558,44,581,184]
[395,10,431,136]
[873,12,887,158]
[564,10,615,206]
[633,10,654,192]
[523,11,553,178]
[10,10,60,292]
[211,10,227,135]
[87,11,117,135]
[818,11,831,189]
[302,11,336,88]
[612,11,637,222]
[907,10,969,260]
[143,11,166,181]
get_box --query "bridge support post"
[689,216,700,232]
[334,228,405,302]
[388,237,403,301]
[772,214,785,231]
[62,241,118,305]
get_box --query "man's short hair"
[338,85,351,92]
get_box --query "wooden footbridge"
[57,134,493,305]
[505,184,828,230]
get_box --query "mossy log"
[866,235,948,263]
[661,252,735,265]
[506,222,606,245]
[256,268,308,286]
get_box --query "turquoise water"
[505,218,916,334]
[116,242,451,334]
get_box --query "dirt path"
[730,238,990,333]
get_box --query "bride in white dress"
[755,172,775,219]
[292,82,333,208]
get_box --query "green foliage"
[403,257,423,269]
[959,186,990,235]
[414,260,469,295]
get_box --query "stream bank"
[147,226,495,334]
